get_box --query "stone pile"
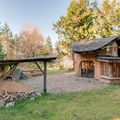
[0,90,41,107]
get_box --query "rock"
[6,102,15,107]
[29,97,35,101]
[4,95,11,102]
[9,95,14,102]
[0,90,42,107]
[0,96,2,100]
[35,91,41,96]
[20,71,28,80]
[12,68,28,80]
[0,100,4,107]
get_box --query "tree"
[0,43,6,60]
[55,39,71,56]
[93,0,120,37]
[53,0,120,55]
[0,22,14,41]
[0,22,18,59]
[18,24,49,58]
[53,0,95,55]
[46,36,53,52]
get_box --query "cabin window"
[99,44,112,56]
[106,45,112,55]
[100,62,108,76]
[99,42,119,56]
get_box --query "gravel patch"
[21,72,108,93]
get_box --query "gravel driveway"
[21,72,108,93]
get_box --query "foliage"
[0,22,53,59]
[46,36,53,52]
[0,43,6,60]
[18,24,50,58]
[93,0,120,37]
[0,23,14,41]
[53,0,120,55]
[47,69,65,76]
[0,22,18,59]
[55,39,72,56]
[0,85,120,119]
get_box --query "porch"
[98,56,120,83]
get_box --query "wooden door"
[81,61,94,78]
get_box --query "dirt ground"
[0,80,32,95]
[21,72,108,93]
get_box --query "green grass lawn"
[0,85,120,120]
[47,69,65,76]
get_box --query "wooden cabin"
[72,36,120,83]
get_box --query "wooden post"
[43,62,47,93]
[108,63,113,78]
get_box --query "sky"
[0,0,71,46]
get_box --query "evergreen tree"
[53,0,120,55]
[54,0,94,41]
[94,0,120,37]
[46,36,53,51]
[1,22,14,41]
[0,43,6,60]
[0,22,18,59]
[53,0,94,55]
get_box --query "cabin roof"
[72,36,120,53]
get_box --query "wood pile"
[22,69,43,77]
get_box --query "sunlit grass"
[47,69,65,76]
[0,85,120,120]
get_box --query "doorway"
[81,61,94,78]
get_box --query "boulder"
[0,100,4,107]
[5,102,15,107]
